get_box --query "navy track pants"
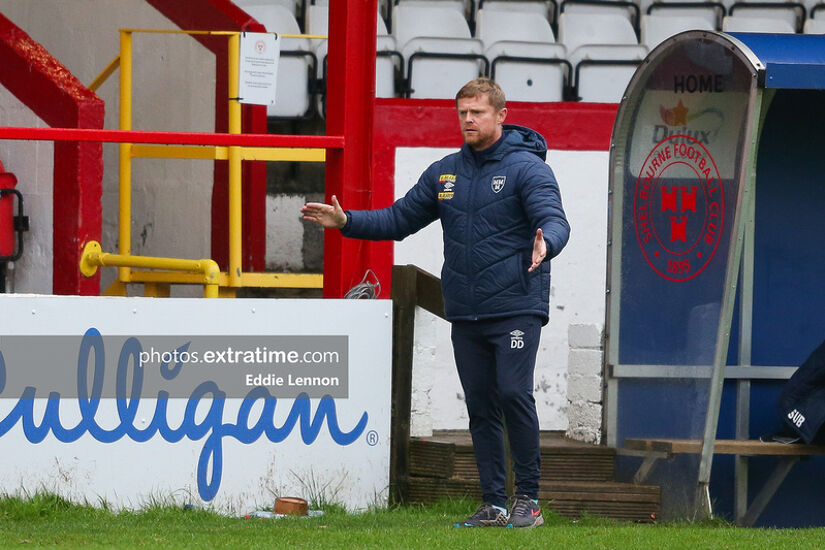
[451,314,542,507]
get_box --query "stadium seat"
[310,5,401,110]
[727,2,805,33]
[241,3,315,117]
[305,4,328,51]
[392,4,488,98]
[391,0,471,34]
[558,12,639,53]
[376,15,402,99]
[721,14,796,32]
[568,44,647,102]
[559,0,641,36]
[476,0,555,17]
[476,1,557,33]
[395,0,467,13]
[804,17,825,32]
[641,14,715,50]
[812,2,825,20]
[558,12,642,102]
[645,1,726,30]
[476,8,570,101]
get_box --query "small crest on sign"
[491,175,506,193]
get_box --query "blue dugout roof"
[727,33,825,90]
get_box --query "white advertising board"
[0,295,392,514]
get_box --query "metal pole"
[696,88,765,519]
[227,32,242,287]
[118,30,133,283]
[79,241,220,298]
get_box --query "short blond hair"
[455,78,506,111]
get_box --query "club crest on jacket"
[491,175,506,193]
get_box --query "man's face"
[457,94,507,151]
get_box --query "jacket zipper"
[467,158,478,320]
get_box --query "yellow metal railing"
[81,29,330,297]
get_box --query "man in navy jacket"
[302,78,569,528]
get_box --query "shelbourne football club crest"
[491,175,506,193]
[634,134,724,282]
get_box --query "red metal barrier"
[0,13,104,295]
[0,127,344,148]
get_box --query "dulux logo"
[0,328,368,502]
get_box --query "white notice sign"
[238,32,280,106]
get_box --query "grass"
[1,493,824,549]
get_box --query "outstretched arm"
[301,195,347,229]
[301,165,440,241]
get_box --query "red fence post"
[323,0,378,298]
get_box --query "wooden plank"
[539,481,661,495]
[390,266,417,503]
[547,503,657,522]
[449,448,616,482]
[409,439,455,478]
[625,438,825,456]
[407,477,661,522]
[406,477,482,503]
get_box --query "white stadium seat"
[645,1,725,30]
[476,8,569,102]
[722,14,796,33]
[558,13,639,54]
[804,18,825,33]
[305,4,328,51]
[641,14,715,51]
[395,0,467,14]
[376,15,401,99]
[476,1,557,32]
[568,44,648,102]
[392,4,487,99]
[242,3,313,117]
[727,2,804,33]
[477,0,554,17]
[309,5,401,107]
[560,0,641,30]
[558,13,643,103]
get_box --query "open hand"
[528,228,547,273]
[301,195,347,229]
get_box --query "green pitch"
[0,493,822,549]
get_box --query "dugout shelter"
[606,31,825,527]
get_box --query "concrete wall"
[0,0,215,296]
[394,147,609,434]
[0,86,53,293]
[566,324,604,444]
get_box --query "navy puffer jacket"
[342,124,570,324]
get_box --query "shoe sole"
[506,515,545,529]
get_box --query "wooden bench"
[623,438,825,526]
